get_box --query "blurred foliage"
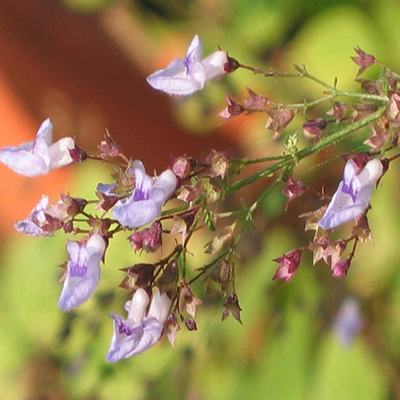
[3,0,400,398]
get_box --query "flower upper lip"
[58,233,106,312]
[146,35,228,96]
[318,158,383,230]
[105,289,172,362]
[0,118,76,177]
[110,161,177,229]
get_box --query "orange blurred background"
[0,0,238,237]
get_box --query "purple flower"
[106,288,172,362]
[14,195,64,237]
[58,233,106,311]
[112,161,177,229]
[0,119,76,177]
[318,159,383,230]
[334,298,363,347]
[146,35,228,96]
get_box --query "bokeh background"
[1,0,400,399]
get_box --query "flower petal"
[112,196,161,229]
[14,196,52,236]
[147,290,171,323]
[146,69,205,96]
[48,137,75,170]
[0,139,50,176]
[146,36,207,96]
[0,118,75,176]
[35,118,53,145]
[58,234,105,311]
[130,318,164,355]
[105,315,144,363]
[185,35,203,63]
[153,169,177,201]
[202,50,228,81]
[318,159,383,230]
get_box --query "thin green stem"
[231,154,287,166]
[296,106,385,159]
[226,106,386,194]
[240,63,389,104]
[250,173,285,212]
[189,250,230,284]
[238,64,300,78]
[332,90,388,103]
[293,64,335,90]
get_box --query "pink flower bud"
[128,221,163,253]
[221,293,242,324]
[272,249,303,283]
[352,47,375,76]
[303,118,327,138]
[332,259,351,278]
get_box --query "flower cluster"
[1,38,399,361]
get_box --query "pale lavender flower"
[58,233,106,311]
[14,195,66,237]
[318,159,383,230]
[112,161,177,229]
[106,288,172,363]
[146,35,228,96]
[334,298,363,347]
[0,119,76,177]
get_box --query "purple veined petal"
[202,50,228,81]
[318,182,367,230]
[342,160,357,186]
[14,219,50,237]
[0,139,50,176]
[34,118,53,146]
[147,73,205,96]
[32,137,52,166]
[96,182,117,195]
[14,195,52,236]
[318,159,383,230]
[105,314,144,363]
[127,317,164,356]
[0,119,57,176]
[112,196,161,229]
[186,61,207,88]
[48,137,75,170]
[319,204,367,230]
[148,59,186,80]
[185,35,203,64]
[58,234,106,311]
[105,289,170,362]
[133,167,153,201]
[147,35,226,96]
[112,165,172,228]
[146,56,205,96]
[342,160,360,202]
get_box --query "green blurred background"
[1,0,400,398]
